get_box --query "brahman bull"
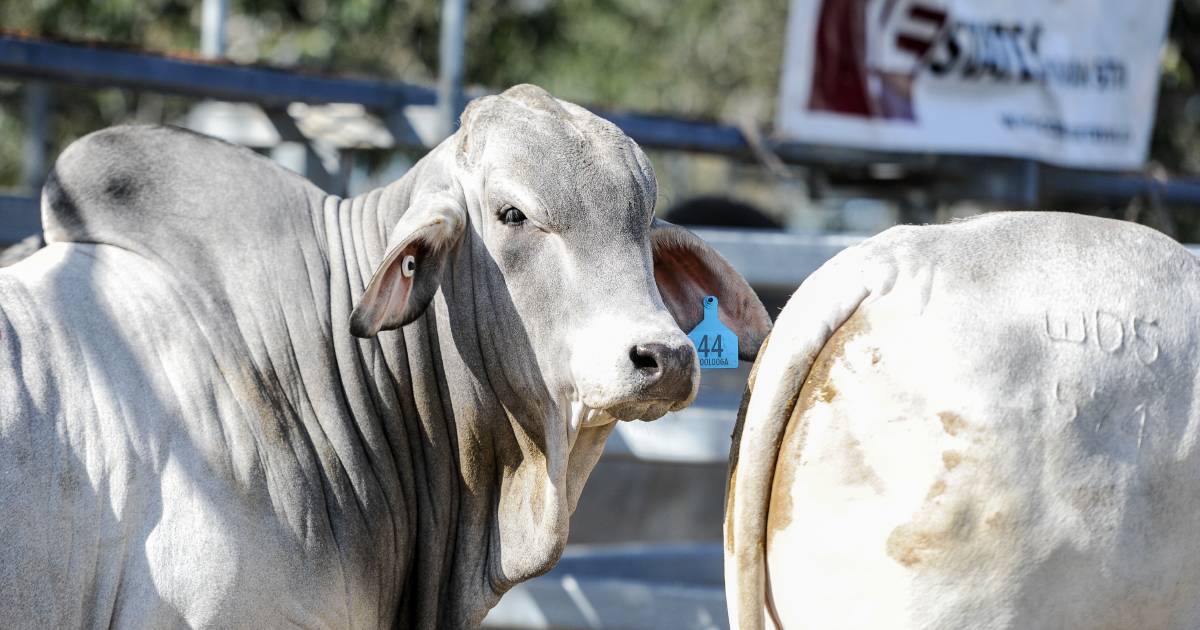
[726,212,1200,629]
[0,84,770,628]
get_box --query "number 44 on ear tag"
[687,296,738,369]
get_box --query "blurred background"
[0,1,1196,627]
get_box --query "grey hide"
[0,84,770,629]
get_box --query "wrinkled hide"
[0,86,769,629]
[726,212,1200,629]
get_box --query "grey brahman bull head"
[352,84,768,428]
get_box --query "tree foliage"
[1152,0,1200,175]
[0,0,787,120]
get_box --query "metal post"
[201,0,229,59]
[1020,159,1040,208]
[436,0,467,141]
[22,81,49,194]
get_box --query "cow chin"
[571,365,699,422]
[568,318,700,422]
[573,389,695,423]
[603,397,691,422]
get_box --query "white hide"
[726,212,1200,629]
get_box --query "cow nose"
[628,343,696,400]
[629,343,667,375]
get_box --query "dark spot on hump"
[42,167,79,223]
[104,172,139,202]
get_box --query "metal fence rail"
[0,32,750,156]
[0,33,436,109]
[3,32,1200,209]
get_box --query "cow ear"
[350,192,465,338]
[651,219,772,360]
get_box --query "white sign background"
[776,0,1174,169]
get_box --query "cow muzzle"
[569,317,699,422]
[627,342,696,402]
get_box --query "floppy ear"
[350,191,466,338]
[651,219,772,360]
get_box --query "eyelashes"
[499,206,527,226]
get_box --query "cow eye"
[500,206,526,226]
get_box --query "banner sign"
[776,0,1174,169]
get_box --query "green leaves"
[465,0,790,124]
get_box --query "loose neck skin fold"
[315,151,471,628]
[317,145,613,627]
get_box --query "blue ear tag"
[687,296,738,369]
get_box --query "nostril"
[627,342,696,403]
[630,344,662,372]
